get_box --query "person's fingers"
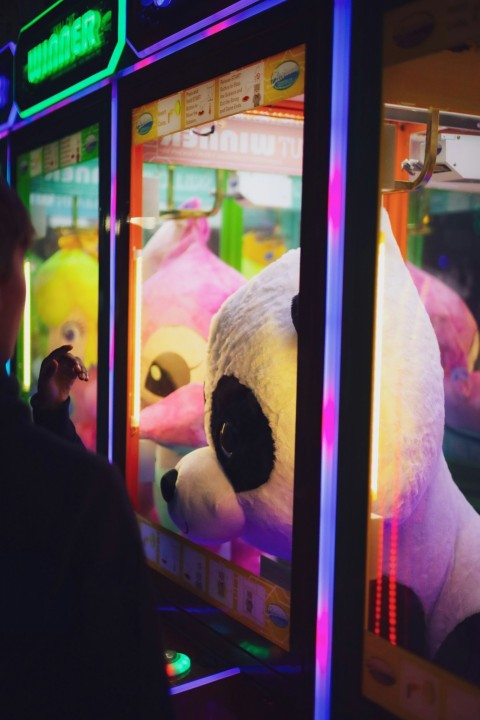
[61,358,82,378]
[72,355,89,381]
[59,353,81,372]
[45,344,74,362]
[43,357,58,379]
[73,365,89,381]
[41,345,88,384]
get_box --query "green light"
[27,10,103,84]
[164,650,191,678]
[17,0,127,119]
[239,640,271,660]
[22,0,64,33]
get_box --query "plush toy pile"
[161,206,480,683]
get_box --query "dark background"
[0,2,53,47]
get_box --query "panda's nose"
[161,468,178,503]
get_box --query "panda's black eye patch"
[211,375,274,493]
[219,422,238,459]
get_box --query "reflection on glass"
[136,134,302,560]
[16,126,99,450]
[129,48,305,650]
[365,176,480,711]
[363,3,480,712]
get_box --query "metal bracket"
[159,165,224,219]
[384,107,440,193]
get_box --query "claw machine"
[329,1,480,718]
[10,0,127,454]
[115,0,338,716]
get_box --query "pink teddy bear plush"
[140,200,245,448]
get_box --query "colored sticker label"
[138,516,291,650]
[132,45,305,145]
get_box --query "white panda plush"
[161,247,299,561]
[161,208,480,682]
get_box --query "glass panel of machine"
[16,125,99,451]
[364,116,480,718]
[129,47,304,649]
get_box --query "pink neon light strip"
[122,0,286,75]
[127,0,286,58]
[315,0,352,717]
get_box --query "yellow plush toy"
[32,247,98,449]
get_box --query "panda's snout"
[161,468,178,503]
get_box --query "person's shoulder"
[1,418,133,544]
[27,420,108,462]
[21,421,123,495]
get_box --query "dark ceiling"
[0,1,53,48]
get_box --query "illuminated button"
[164,649,191,678]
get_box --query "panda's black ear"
[291,294,299,333]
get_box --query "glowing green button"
[164,649,191,678]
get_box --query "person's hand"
[36,344,89,409]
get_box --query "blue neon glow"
[128,0,285,58]
[4,130,13,376]
[6,133,11,183]
[315,1,351,718]
[0,76,10,108]
[170,667,240,695]
[11,77,111,130]
[1,42,15,54]
[0,43,17,132]
[141,0,173,6]
[123,0,286,71]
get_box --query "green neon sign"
[15,0,126,118]
[27,10,105,84]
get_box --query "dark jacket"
[0,366,173,719]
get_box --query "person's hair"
[0,178,34,280]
